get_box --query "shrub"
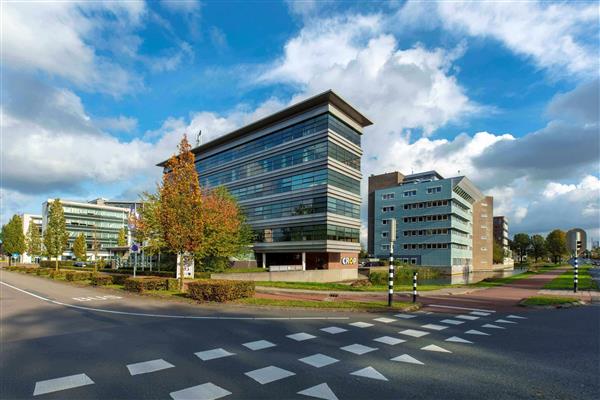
[36,268,51,276]
[49,271,66,280]
[40,260,74,269]
[124,277,168,292]
[91,275,113,286]
[368,271,388,286]
[368,266,443,285]
[166,278,179,291]
[65,271,92,281]
[187,280,255,302]
[110,274,129,285]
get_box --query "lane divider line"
[0,280,349,321]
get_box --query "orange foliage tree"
[159,135,204,290]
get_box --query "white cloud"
[1,2,146,96]
[95,116,139,133]
[435,1,598,77]
[160,0,201,14]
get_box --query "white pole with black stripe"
[413,271,418,303]
[388,218,396,307]
[574,255,579,293]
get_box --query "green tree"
[2,215,26,265]
[529,234,547,262]
[493,241,504,264]
[546,229,568,263]
[117,227,128,247]
[72,233,87,261]
[43,200,69,271]
[513,233,531,263]
[159,135,205,290]
[26,220,42,262]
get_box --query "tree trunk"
[55,257,58,272]
[178,252,184,292]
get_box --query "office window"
[411,258,417,265]
[382,232,389,238]
[381,244,390,251]
[404,190,417,197]
[426,186,442,194]
[382,193,395,200]
[382,206,395,212]
[382,219,388,225]
[403,244,408,249]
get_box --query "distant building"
[21,213,42,263]
[42,199,130,260]
[89,198,142,216]
[566,228,587,255]
[493,216,509,249]
[369,170,493,273]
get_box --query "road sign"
[131,244,139,253]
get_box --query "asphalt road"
[1,270,598,400]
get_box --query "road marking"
[350,366,388,381]
[72,295,122,302]
[33,373,94,396]
[349,321,374,328]
[465,329,490,336]
[395,313,417,319]
[127,359,174,375]
[170,382,231,400]
[243,340,276,351]
[287,332,316,341]
[0,281,349,321]
[456,315,479,320]
[245,366,295,385]
[428,304,496,313]
[373,317,396,323]
[391,354,424,365]
[481,324,505,329]
[469,311,491,316]
[373,336,406,345]
[340,344,378,355]
[440,319,464,325]
[399,329,430,338]
[495,319,517,324]
[421,344,452,353]
[299,354,339,368]
[195,348,235,361]
[421,324,448,331]
[298,383,339,400]
[507,315,527,319]
[445,336,473,344]
[320,326,347,334]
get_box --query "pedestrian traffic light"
[576,240,582,250]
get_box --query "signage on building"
[342,257,357,265]
[176,253,195,278]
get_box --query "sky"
[1,0,599,246]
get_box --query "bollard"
[412,271,418,303]
[574,258,578,293]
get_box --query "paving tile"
[245,366,295,385]
[398,329,430,338]
[195,348,235,361]
[350,366,388,381]
[299,353,339,368]
[127,359,175,376]
[340,344,378,355]
[373,336,406,345]
[395,313,417,319]
[298,383,339,400]
[373,317,397,323]
[349,322,374,328]
[243,340,277,351]
[391,354,424,365]
[440,319,464,325]
[170,382,231,400]
[320,326,348,334]
[421,324,448,331]
[33,374,94,396]
[287,332,317,341]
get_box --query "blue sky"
[2,0,599,243]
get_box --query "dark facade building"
[161,91,371,270]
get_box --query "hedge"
[65,271,92,281]
[49,271,66,279]
[91,275,114,286]
[124,277,170,292]
[40,260,74,268]
[187,280,255,302]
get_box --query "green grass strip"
[521,296,580,306]
[543,266,599,291]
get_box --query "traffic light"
[577,240,582,251]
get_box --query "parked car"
[73,262,87,268]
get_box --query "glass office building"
[161,91,371,270]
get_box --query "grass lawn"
[543,266,599,291]
[235,297,419,311]
[521,296,581,307]
[255,281,454,292]
[469,264,566,288]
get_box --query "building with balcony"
[369,170,493,273]
[42,199,129,260]
[158,90,371,270]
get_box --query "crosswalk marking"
[391,354,424,365]
[395,313,417,319]
[33,374,94,396]
[320,326,347,334]
[495,319,517,324]
[399,329,430,338]
[469,311,491,316]
[127,359,174,376]
[287,332,317,341]
[340,344,378,355]
[445,336,473,344]
[195,348,235,361]
[421,324,448,331]
[245,366,295,385]
[373,317,397,323]
[456,315,479,320]
[373,336,406,345]
[481,324,505,329]
[349,321,374,328]
[298,383,339,400]
[243,340,277,351]
[507,315,527,319]
[170,382,231,400]
[440,319,464,325]
[421,344,452,353]
[299,354,339,368]
[350,366,388,381]
[465,329,490,336]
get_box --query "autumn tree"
[117,227,128,247]
[199,186,252,271]
[44,200,69,271]
[72,233,87,261]
[546,229,568,263]
[2,215,26,265]
[529,234,547,262]
[159,135,204,290]
[26,220,42,263]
